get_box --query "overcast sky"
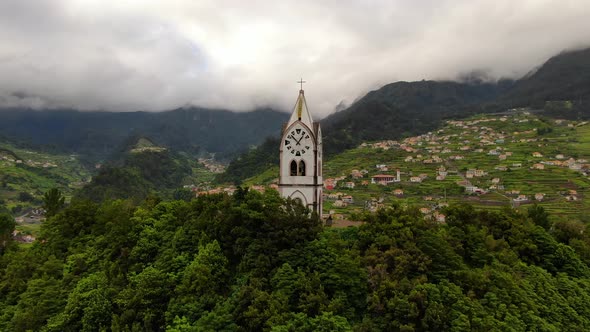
[1,0,589,117]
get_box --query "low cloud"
[1,0,589,117]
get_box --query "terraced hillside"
[0,143,90,211]
[245,110,590,222]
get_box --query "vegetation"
[216,137,280,185]
[42,188,65,218]
[0,108,287,162]
[501,47,590,113]
[321,80,513,155]
[0,141,90,214]
[76,149,192,202]
[1,191,590,331]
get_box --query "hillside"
[218,47,590,184]
[0,107,288,162]
[0,142,90,214]
[321,80,513,154]
[75,140,195,202]
[243,111,590,222]
[501,47,590,112]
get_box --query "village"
[199,110,590,222]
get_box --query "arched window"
[290,160,297,176]
[299,160,306,176]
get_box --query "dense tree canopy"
[1,191,590,331]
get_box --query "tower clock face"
[284,128,312,156]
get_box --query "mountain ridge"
[0,106,289,162]
[217,46,590,184]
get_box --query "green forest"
[2,189,590,331]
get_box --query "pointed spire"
[287,81,313,127]
[296,78,306,120]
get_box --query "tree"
[528,204,550,230]
[18,192,34,202]
[42,188,65,218]
[173,188,194,202]
[0,213,16,254]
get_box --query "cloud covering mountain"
[1,0,589,116]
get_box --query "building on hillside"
[433,212,446,223]
[410,176,422,183]
[371,174,396,185]
[350,169,363,179]
[333,200,347,207]
[323,179,335,190]
[342,195,354,204]
[535,193,545,201]
[376,164,389,171]
[419,207,430,214]
[279,83,323,215]
[474,169,486,177]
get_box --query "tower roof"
[287,87,314,128]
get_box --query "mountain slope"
[216,47,590,184]
[320,80,513,154]
[501,47,590,108]
[0,107,288,161]
[76,144,192,202]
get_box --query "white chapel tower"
[279,80,323,215]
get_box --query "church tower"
[279,81,322,216]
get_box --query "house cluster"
[324,192,354,207]
[11,230,35,244]
[195,184,278,197]
[0,154,58,168]
[565,190,579,201]
[322,112,587,216]
[198,158,226,173]
[364,197,385,212]
[457,180,487,195]
[537,156,589,174]
[418,205,447,223]
[323,175,348,190]
[465,169,487,179]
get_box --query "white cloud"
[0,0,589,117]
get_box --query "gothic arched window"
[299,160,306,176]
[290,160,297,176]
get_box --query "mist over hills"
[219,47,590,183]
[500,47,590,108]
[1,47,590,172]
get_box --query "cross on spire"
[297,78,306,91]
